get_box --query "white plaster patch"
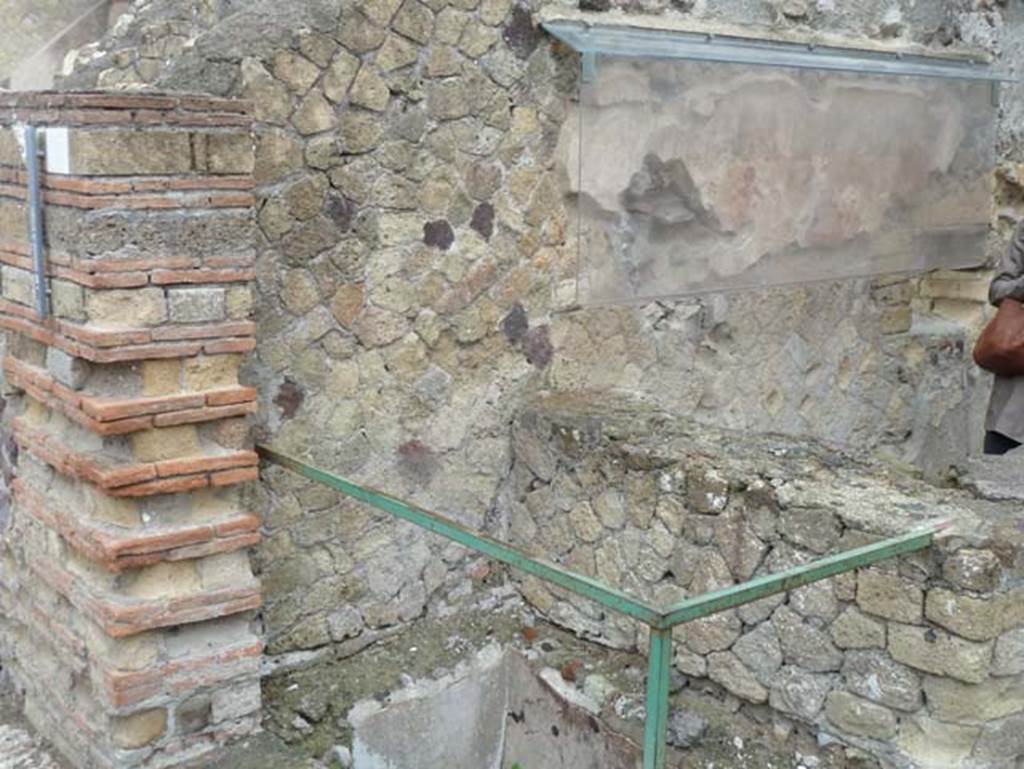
[43,127,71,175]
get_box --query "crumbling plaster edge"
[537,7,995,64]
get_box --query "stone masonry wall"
[0,0,112,85]
[27,0,1024,765]
[507,393,1024,769]
[52,0,1024,668]
[0,93,262,769]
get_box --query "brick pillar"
[0,92,261,768]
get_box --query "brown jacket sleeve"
[990,221,1024,306]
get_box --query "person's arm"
[990,221,1024,306]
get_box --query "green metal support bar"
[256,445,945,769]
[656,526,943,630]
[256,446,663,625]
[643,628,673,769]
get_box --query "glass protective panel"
[572,54,996,305]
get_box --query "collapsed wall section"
[0,92,262,769]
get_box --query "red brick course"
[150,268,255,285]
[0,181,255,211]
[29,260,253,289]
[0,91,251,112]
[13,417,259,496]
[0,166,254,193]
[203,338,257,355]
[4,357,256,435]
[152,403,257,427]
[0,90,253,126]
[0,238,255,281]
[15,479,260,572]
[0,299,255,363]
[95,641,262,710]
[0,108,252,127]
[211,467,260,487]
[29,556,262,638]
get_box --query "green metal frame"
[257,446,945,769]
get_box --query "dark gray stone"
[471,202,495,240]
[423,219,455,250]
[502,303,529,342]
[502,5,542,60]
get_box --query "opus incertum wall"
[0,92,261,769]
[507,394,1024,769]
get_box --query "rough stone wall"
[26,0,1024,763]
[53,0,1024,668]
[0,0,107,80]
[0,93,262,768]
[507,393,1024,769]
[0,0,122,90]
[61,1,247,90]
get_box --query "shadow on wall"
[3,0,125,91]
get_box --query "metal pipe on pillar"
[23,125,49,319]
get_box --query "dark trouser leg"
[984,430,1022,455]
